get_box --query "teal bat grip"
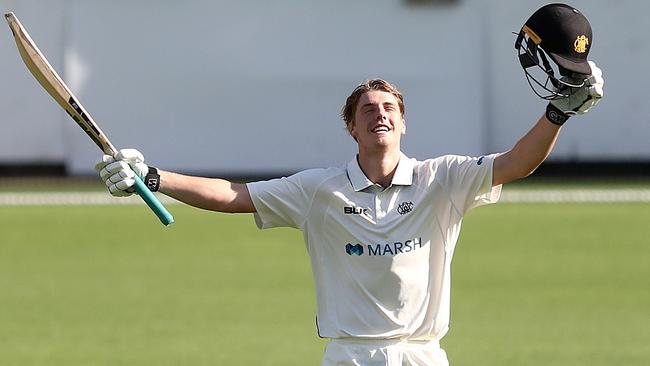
[133,175,174,226]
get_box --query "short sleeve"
[246,168,331,230]
[438,154,501,214]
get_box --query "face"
[350,90,406,152]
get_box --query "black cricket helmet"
[514,3,593,100]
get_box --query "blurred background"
[1,0,648,179]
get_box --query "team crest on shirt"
[397,201,414,215]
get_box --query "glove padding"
[94,149,148,197]
[546,60,604,125]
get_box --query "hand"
[546,60,604,125]
[95,149,149,197]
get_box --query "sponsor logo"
[477,156,484,165]
[397,201,413,215]
[547,110,567,125]
[345,243,364,256]
[345,237,423,257]
[344,206,369,215]
[146,178,157,190]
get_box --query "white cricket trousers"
[322,338,449,366]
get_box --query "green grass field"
[1,201,649,365]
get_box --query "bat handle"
[132,175,174,226]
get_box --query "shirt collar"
[346,153,414,192]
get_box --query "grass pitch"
[0,202,649,365]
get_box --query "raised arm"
[493,115,560,186]
[95,149,255,214]
[493,60,604,186]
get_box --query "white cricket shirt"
[247,153,501,341]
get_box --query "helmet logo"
[574,35,589,53]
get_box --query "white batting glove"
[546,60,604,125]
[94,148,148,197]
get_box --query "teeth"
[373,126,389,132]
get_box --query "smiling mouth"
[372,125,391,133]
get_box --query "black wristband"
[144,166,160,192]
[545,103,570,126]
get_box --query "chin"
[365,140,400,152]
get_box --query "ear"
[401,118,406,135]
[349,121,359,141]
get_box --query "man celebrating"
[96,4,603,365]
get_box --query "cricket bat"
[5,12,174,226]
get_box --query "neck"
[357,148,402,188]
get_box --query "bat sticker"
[68,97,101,135]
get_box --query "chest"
[315,183,448,238]
[338,185,419,222]
[307,182,455,263]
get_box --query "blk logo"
[345,243,364,256]
[344,206,369,215]
[477,156,484,165]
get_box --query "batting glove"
[546,60,604,125]
[95,149,149,197]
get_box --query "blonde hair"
[340,79,405,136]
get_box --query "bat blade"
[5,12,114,155]
[5,12,174,226]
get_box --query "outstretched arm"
[159,171,255,213]
[95,150,255,213]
